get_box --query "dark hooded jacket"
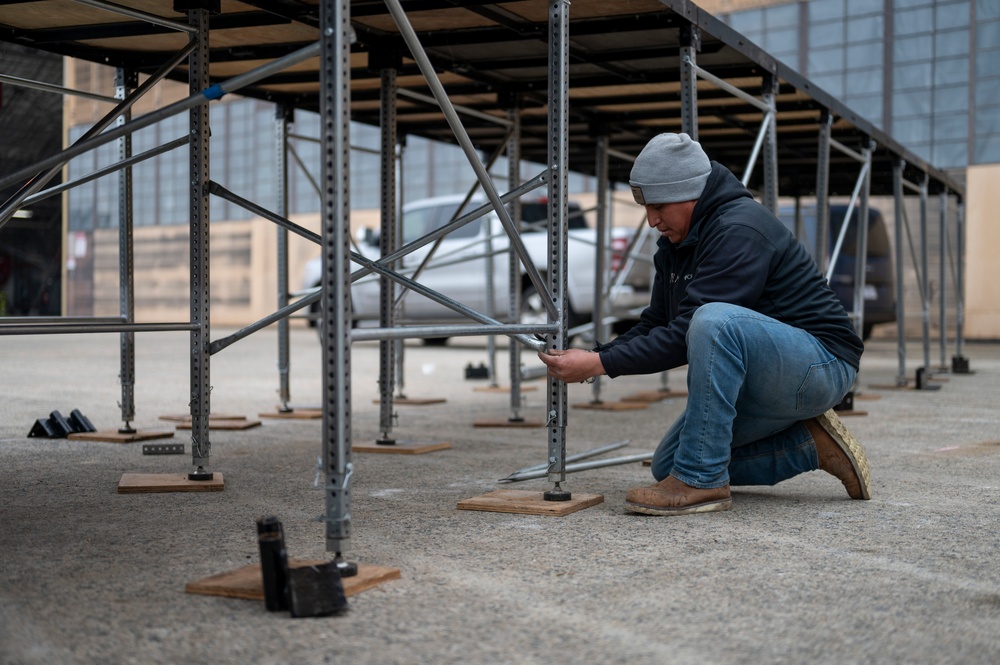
[598,161,864,378]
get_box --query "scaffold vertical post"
[893,159,908,387]
[544,0,571,502]
[939,190,949,369]
[319,0,355,571]
[815,110,832,269]
[591,133,609,404]
[679,22,700,140]
[506,99,524,420]
[919,172,931,376]
[188,7,213,478]
[761,72,779,214]
[276,104,292,412]
[116,67,137,433]
[852,141,874,338]
[377,66,397,443]
[953,197,969,372]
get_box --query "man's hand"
[536,348,606,384]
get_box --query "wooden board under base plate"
[573,401,648,411]
[457,489,604,516]
[176,419,262,430]
[372,397,446,406]
[160,413,246,422]
[258,409,323,419]
[67,429,174,443]
[472,385,538,393]
[117,472,225,493]
[185,560,401,600]
[352,440,452,455]
[473,418,543,428]
[621,389,688,403]
[833,409,869,417]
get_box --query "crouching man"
[538,132,871,516]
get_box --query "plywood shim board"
[573,401,648,411]
[621,389,688,403]
[473,418,543,428]
[258,409,323,420]
[373,397,446,405]
[185,560,401,600]
[472,385,538,393]
[118,473,225,493]
[160,413,246,422]
[457,490,604,516]
[352,441,452,455]
[176,419,262,431]
[833,409,869,417]
[67,429,174,443]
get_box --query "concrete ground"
[1,327,999,665]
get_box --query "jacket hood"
[673,162,753,248]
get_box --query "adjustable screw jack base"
[375,437,396,446]
[952,355,971,374]
[543,483,572,502]
[333,552,358,577]
[118,422,137,435]
[188,466,215,481]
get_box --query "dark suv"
[778,205,895,340]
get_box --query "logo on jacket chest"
[669,272,694,285]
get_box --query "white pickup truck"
[303,194,653,342]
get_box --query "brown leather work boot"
[806,409,872,500]
[624,474,732,516]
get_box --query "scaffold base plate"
[457,489,603,516]
[352,440,452,455]
[185,560,401,601]
[621,389,688,402]
[67,429,174,443]
[117,472,225,493]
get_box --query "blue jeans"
[650,302,856,489]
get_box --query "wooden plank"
[67,429,174,443]
[258,409,323,420]
[352,441,451,455]
[621,389,688,403]
[472,385,537,393]
[372,397,446,405]
[473,418,543,428]
[573,401,648,411]
[160,413,246,422]
[117,473,225,494]
[457,489,604,516]
[176,419,262,431]
[185,560,401,601]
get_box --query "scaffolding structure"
[0,0,969,565]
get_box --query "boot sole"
[624,497,732,516]
[815,409,872,500]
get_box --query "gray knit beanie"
[629,133,711,205]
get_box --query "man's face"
[645,200,697,244]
